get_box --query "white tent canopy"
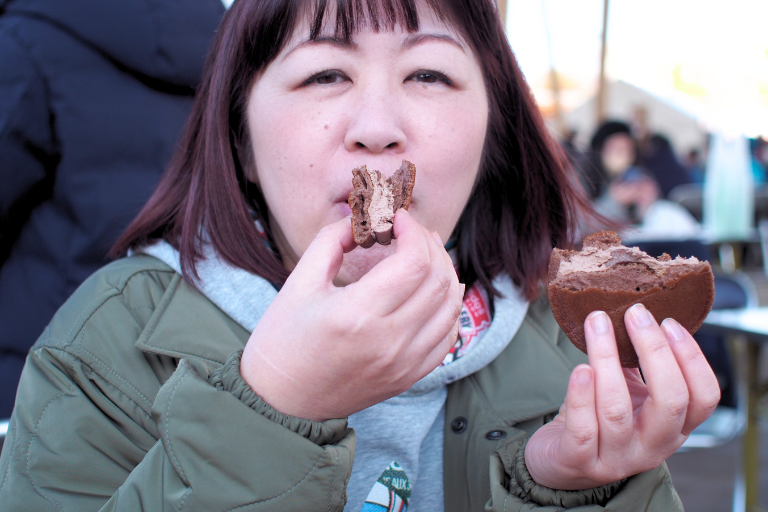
[564,80,708,155]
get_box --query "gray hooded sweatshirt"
[141,241,529,511]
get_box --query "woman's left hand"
[524,303,721,490]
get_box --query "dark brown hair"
[112,0,588,301]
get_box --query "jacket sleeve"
[486,438,683,511]
[0,346,355,511]
[0,23,57,223]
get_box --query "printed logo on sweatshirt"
[361,461,411,512]
[441,283,491,366]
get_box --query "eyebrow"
[282,32,465,61]
[282,36,355,61]
[402,33,466,53]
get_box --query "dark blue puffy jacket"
[0,0,225,417]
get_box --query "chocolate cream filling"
[550,232,708,293]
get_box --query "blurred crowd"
[564,118,768,241]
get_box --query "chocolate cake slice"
[348,160,416,248]
[548,231,715,367]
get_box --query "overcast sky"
[506,0,768,136]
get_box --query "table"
[703,307,768,512]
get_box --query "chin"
[334,242,397,285]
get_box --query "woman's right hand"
[240,209,463,421]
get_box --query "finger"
[625,304,690,446]
[584,311,634,444]
[378,223,459,356]
[354,209,434,315]
[368,224,457,353]
[661,318,721,436]
[289,216,356,286]
[392,223,458,323]
[560,365,599,465]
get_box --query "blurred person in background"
[579,120,658,224]
[683,148,706,184]
[579,120,698,239]
[0,0,225,418]
[637,133,691,199]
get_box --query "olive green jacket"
[0,256,683,511]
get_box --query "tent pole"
[498,0,507,28]
[541,0,565,134]
[597,0,610,124]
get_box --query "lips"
[334,189,353,205]
[337,201,352,217]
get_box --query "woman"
[579,121,659,222]
[580,122,698,240]
[0,0,718,510]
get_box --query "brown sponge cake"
[348,160,416,248]
[548,231,715,367]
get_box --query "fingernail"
[588,311,609,334]
[574,365,592,385]
[661,318,685,341]
[629,303,651,327]
[432,231,444,247]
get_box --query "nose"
[343,87,407,154]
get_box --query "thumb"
[289,216,356,286]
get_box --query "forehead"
[603,133,634,150]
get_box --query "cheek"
[419,92,486,170]
[410,96,487,231]
[247,100,341,258]
[250,95,343,206]
[252,106,330,182]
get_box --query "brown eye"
[416,73,438,83]
[407,70,453,86]
[303,70,348,86]
[316,73,340,84]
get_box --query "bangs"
[115,0,580,302]
[232,0,467,87]
[303,0,450,41]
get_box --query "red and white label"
[442,283,491,366]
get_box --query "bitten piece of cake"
[548,231,715,368]
[348,160,416,248]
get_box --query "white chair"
[676,272,758,512]
[678,271,756,452]
[668,183,704,222]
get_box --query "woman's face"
[601,133,635,177]
[246,5,488,284]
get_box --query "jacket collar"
[135,273,250,366]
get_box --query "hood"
[2,0,225,87]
